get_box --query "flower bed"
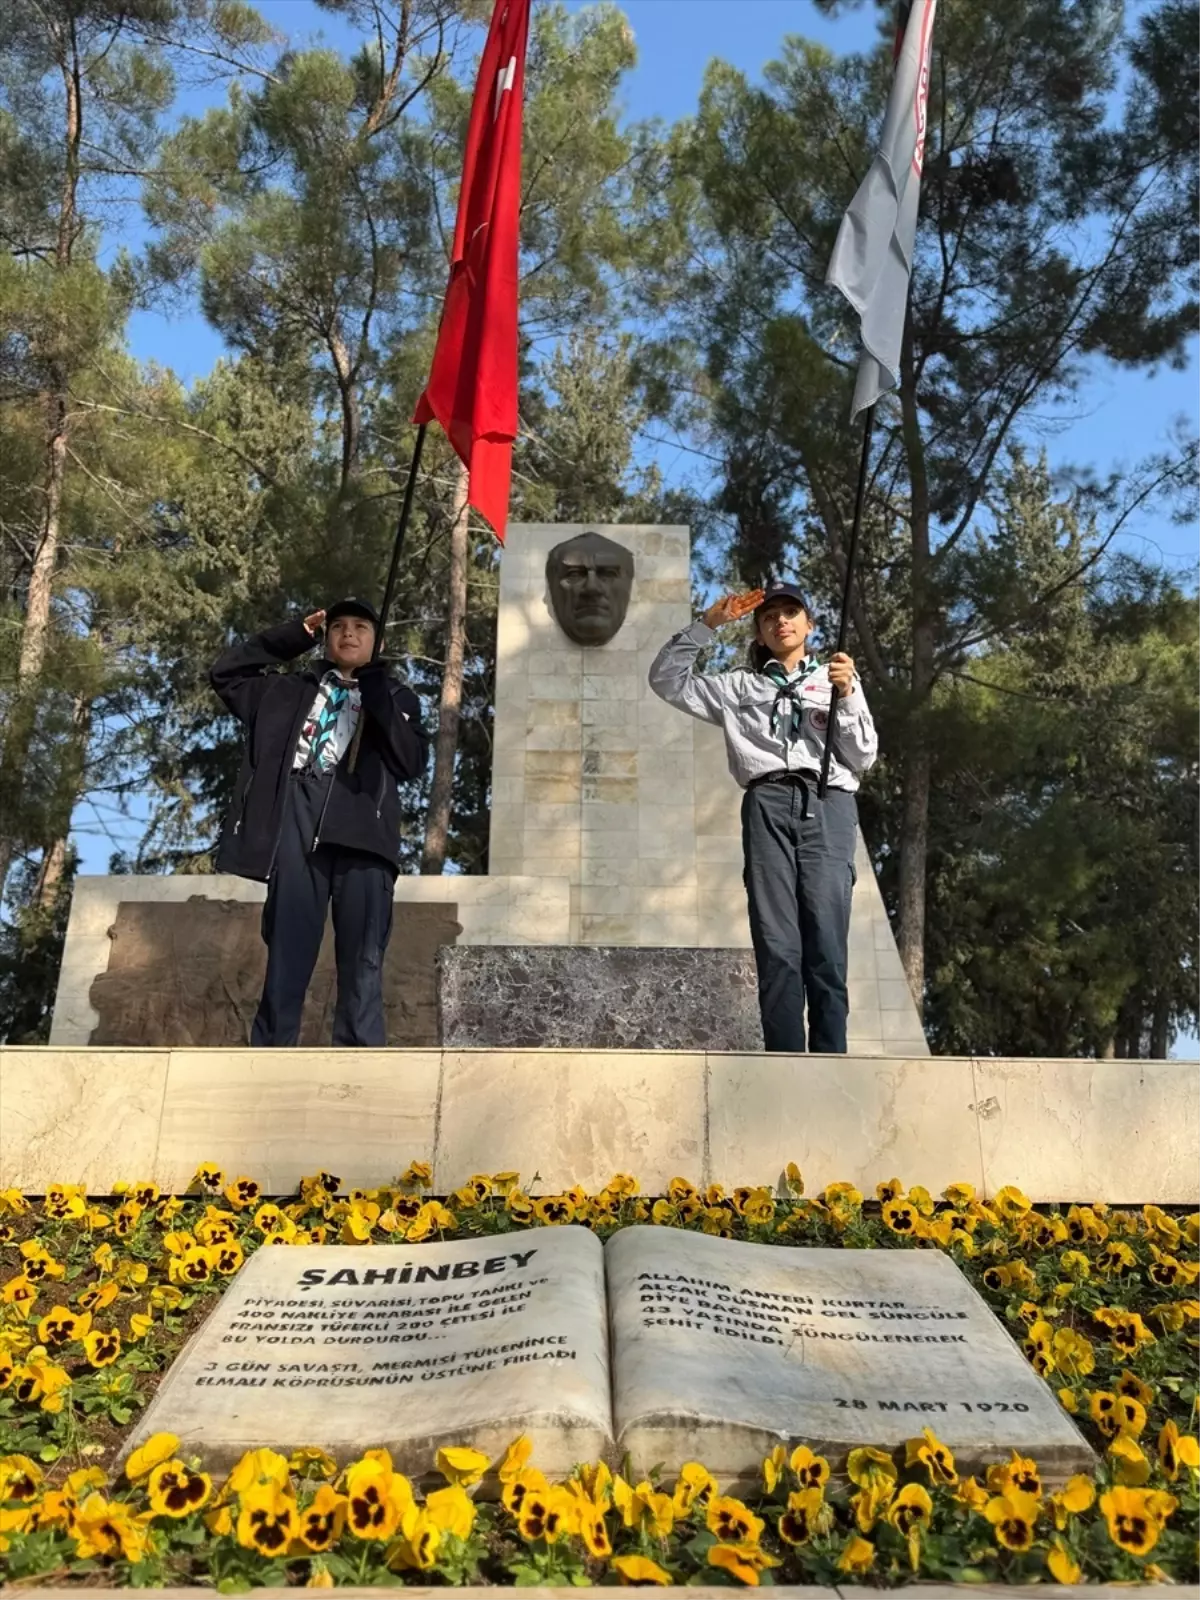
[0,1164,1196,1588]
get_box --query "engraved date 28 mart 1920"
[835,1397,1031,1413]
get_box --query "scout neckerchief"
[305,674,360,772]
[761,656,822,743]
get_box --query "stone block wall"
[50,874,570,1048]
[490,524,705,946]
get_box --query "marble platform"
[1,1046,1194,1203]
[439,947,762,1051]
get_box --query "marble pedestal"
[438,944,927,1056]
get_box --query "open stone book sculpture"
[125,1227,1093,1485]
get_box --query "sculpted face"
[546,532,635,646]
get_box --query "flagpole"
[817,403,874,800]
[820,0,936,793]
[347,421,428,774]
[375,422,428,649]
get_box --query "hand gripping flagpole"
[817,404,873,799]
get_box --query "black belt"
[747,768,820,791]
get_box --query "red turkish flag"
[413,0,530,542]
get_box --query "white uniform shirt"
[648,620,878,792]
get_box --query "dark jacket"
[209,619,428,881]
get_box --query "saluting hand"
[828,652,857,695]
[303,609,326,636]
[701,589,765,629]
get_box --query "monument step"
[1,1046,1194,1203]
[18,1583,1151,1599]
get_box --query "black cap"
[325,596,381,629]
[755,580,810,614]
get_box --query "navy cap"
[325,596,381,629]
[755,580,810,614]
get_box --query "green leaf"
[512,1564,547,1586]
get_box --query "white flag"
[826,0,937,416]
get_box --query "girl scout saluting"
[649,580,878,1055]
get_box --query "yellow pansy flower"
[424,1484,475,1539]
[836,1534,876,1574]
[706,1495,763,1545]
[1099,1486,1163,1556]
[708,1543,779,1585]
[613,1554,671,1585]
[1047,1537,1082,1584]
[72,1492,148,1563]
[1108,1435,1151,1486]
[495,1435,532,1484]
[788,1444,830,1491]
[672,1460,717,1514]
[1157,1418,1200,1480]
[343,1455,412,1541]
[435,1444,489,1487]
[237,1483,298,1556]
[289,1447,338,1480]
[578,1502,612,1558]
[984,1490,1040,1551]
[82,1328,121,1367]
[904,1426,957,1485]
[298,1485,347,1552]
[386,1504,441,1570]
[778,1486,825,1546]
[516,1485,577,1543]
[227,1447,291,1496]
[1046,1474,1095,1530]
[125,1432,182,1482]
[147,1459,212,1517]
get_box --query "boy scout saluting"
[650,580,878,1054]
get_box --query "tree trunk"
[896,738,930,1005]
[421,463,470,874]
[0,19,82,902]
[35,836,69,907]
[1149,992,1170,1060]
[328,331,360,492]
[896,318,934,1012]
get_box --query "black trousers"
[741,778,857,1054]
[251,771,395,1048]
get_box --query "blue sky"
[74,0,1199,1051]
[124,0,1198,574]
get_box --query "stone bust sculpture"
[545,531,635,646]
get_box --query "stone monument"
[50,520,928,1056]
[444,521,929,1055]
